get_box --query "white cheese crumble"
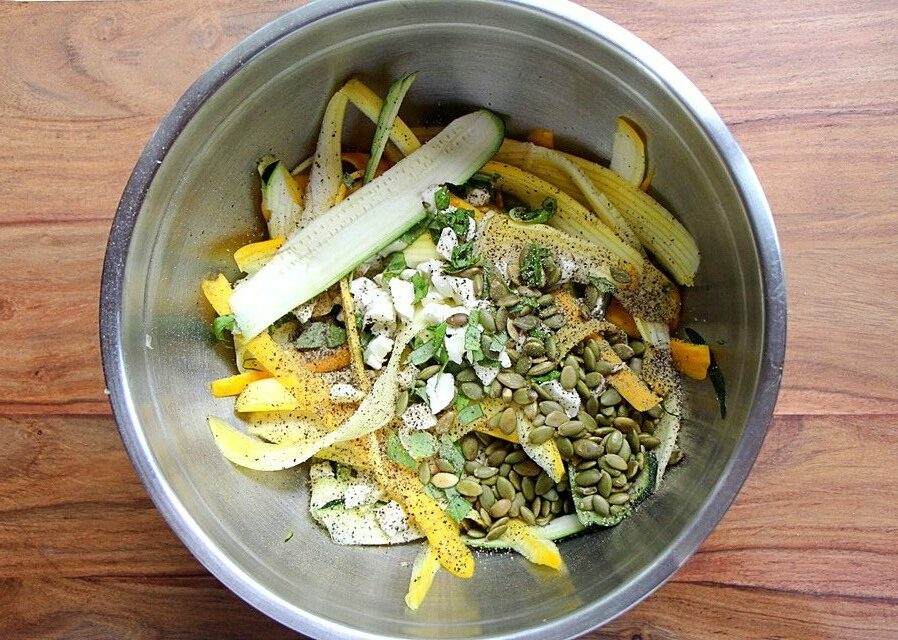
[444,330,466,364]
[466,187,490,207]
[539,380,581,417]
[389,277,415,321]
[426,372,455,414]
[436,227,458,260]
[364,334,394,370]
[401,403,438,431]
[350,277,395,328]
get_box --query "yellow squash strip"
[494,140,699,286]
[405,544,441,610]
[610,117,647,188]
[304,88,349,222]
[339,269,369,391]
[208,416,318,472]
[210,370,271,397]
[481,161,644,270]
[670,338,711,380]
[516,411,565,482]
[526,128,554,148]
[499,520,563,570]
[247,410,333,446]
[594,338,661,411]
[374,460,474,579]
[234,237,285,274]
[553,319,618,363]
[201,274,233,316]
[235,378,300,412]
[605,298,640,337]
[474,424,520,444]
[339,79,422,156]
[305,345,352,374]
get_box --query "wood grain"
[1,0,897,638]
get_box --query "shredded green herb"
[294,322,347,349]
[284,531,294,542]
[428,208,473,243]
[445,242,480,273]
[519,244,550,288]
[382,251,407,284]
[434,186,451,211]
[532,370,561,384]
[508,197,557,224]
[213,314,237,341]
[457,402,484,425]
[386,429,417,470]
[408,322,448,366]
[411,272,429,303]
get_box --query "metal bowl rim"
[99,1,787,638]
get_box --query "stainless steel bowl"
[100,1,786,638]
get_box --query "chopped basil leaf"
[428,207,473,242]
[444,494,473,522]
[295,322,347,349]
[386,429,418,470]
[438,434,465,474]
[445,241,480,273]
[382,251,407,283]
[398,214,433,245]
[519,244,550,288]
[532,370,561,384]
[508,197,557,224]
[408,323,448,366]
[213,314,237,341]
[411,272,429,303]
[434,186,451,211]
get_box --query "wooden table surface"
[2,1,896,638]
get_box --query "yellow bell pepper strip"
[210,370,271,397]
[201,274,233,316]
[516,411,565,483]
[233,237,285,274]
[405,544,441,610]
[593,337,661,412]
[605,298,640,337]
[235,378,299,412]
[526,127,555,148]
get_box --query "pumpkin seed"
[485,524,507,541]
[479,310,497,333]
[573,438,602,460]
[431,472,459,489]
[602,451,628,471]
[599,388,622,406]
[536,293,554,307]
[446,312,469,328]
[586,396,599,417]
[612,473,628,488]
[496,476,515,501]
[466,528,486,539]
[528,425,556,445]
[437,458,457,473]
[582,347,596,371]
[519,506,537,526]
[495,306,509,328]
[544,314,566,329]
[520,476,535,501]
[647,404,663,419]
[527,361,555,377]
[456,478,483,497]
[499,462,512,478]
[497,372,527,390]
[489,498,512,519]
[602,430,621,455]
[484,449,504,468]
[479,484,497,510]
[487,379,502,399]
[609,492,630,506]
[545,410,568,428]
[417,364,441,380]
[630,340,645,356]
[612,416,638,433]
[497,294,520,308]
[537,304,558,320]
[533,473,553,496]
[597,471,612,498]
[460,435,479,462]
[503,450,524,465]
[593,360,614,375]
[555,436,575,459]
[559,365,578,390]
[629,357,642,374]
[575,469,601,486]
[456,367,478,383]
[476,466,500,480]
[579,497,594,511]
[627,429,641,455]
[609,504,625,517]
[626,460,640,480]
[559,421,585,438]
[418,463,432,485]
[640,434,661,449]
[511,387,532,405]
[531,496,543,517]
[514,355,532,375]
[618,438,632,461]
[499,407,517,434]
[515,460,541,477]
[513,315,540,331]
[575,460,597,471]
[506,318,520,341]
[522,340,546,358]
[460,381,484,401]
[538,400,561,415]
[525,399,540,419]
[612,343,634,360]
[592,494,611,517]
[582,372,602,390]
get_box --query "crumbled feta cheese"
[420,300,468,325]
[330,383,365,404]
[436,227,458,260]
[420,185,442,209]
[474,362,500,386]
[401,403,437,431]
[466,187,490,207]
[540,380,581,417]
[293,301,315,323]
[389,277,415,321]
[499,350,513,369]
[426,372,455,414]
[344,474,384,509]
[364,334,394,370]
[350,277,395,327]
[464,214,478,241]
[431,273,478,308]
[445,330,466,364]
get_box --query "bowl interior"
[110,1,770,638]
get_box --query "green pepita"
[456,478,483,497]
